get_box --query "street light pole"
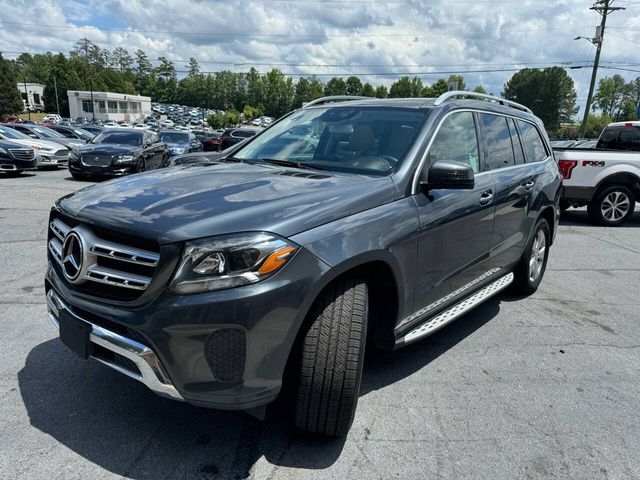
[90,79,95,123]
[577,0,625,138]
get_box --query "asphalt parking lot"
[0,168,639,479]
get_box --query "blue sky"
[2,0,640,115]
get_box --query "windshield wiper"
[260,158,332,171]
[220,155,244,163]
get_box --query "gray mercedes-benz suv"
[45,92,561,436]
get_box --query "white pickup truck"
[554,120,640,226]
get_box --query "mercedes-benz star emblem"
[62,232,84,283]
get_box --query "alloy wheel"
[528,229,546,283]
[601,191,630,223]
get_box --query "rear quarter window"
[517,120,548,163]
[479,113,515,170]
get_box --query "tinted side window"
[508,118,526,165]
[596,127,620,149]
[59,129,74,138]
[428,111,479,172]
[617,128,640,151]
[479,113,514,170]
[517,120,548,163]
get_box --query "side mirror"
[420,161,475,191]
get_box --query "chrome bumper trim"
[46,289,183,401]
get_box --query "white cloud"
[1,0,639,113]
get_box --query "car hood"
[45,137,84,149]
[4,138,63,151]
[57,162,395,244]
[75,144,142,156]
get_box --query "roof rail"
[433,90,532,114]
[302,95,373,109]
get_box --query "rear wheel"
[587,185,635,226]
[511,218,550,295]
[295,277,368,436]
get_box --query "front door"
[408,111,496,328]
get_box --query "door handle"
[479,189,494,206]
[523,180,535,191]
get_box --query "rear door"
[479,113,534,270]
[411,111,496,323]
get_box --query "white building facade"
[17,83,45,112]
[67,91,151,122]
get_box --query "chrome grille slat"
[8,149,36,161]
[90,242,159,267]
[50,218,71,241]
[81,155,112,166]
[47,216,158,295]
[85,265,150,290]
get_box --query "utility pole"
[23,77,31,121]
[53,75,60,116]
[578,0,625,138]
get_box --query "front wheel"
[511,218,550,295]
[135,158,146,173]
[295,277,368,436]
[587,185,635,226]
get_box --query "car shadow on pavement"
[19,298,503,478]
[18,340,346,479]
[560,208,640,227]
[361,298,500,396]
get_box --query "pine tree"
[0,53,24,118]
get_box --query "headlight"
[171,147,186,154]
[170,232,298,294]
[115,155,136,163]
[0,148,6,155]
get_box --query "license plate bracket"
[59,312,93,359]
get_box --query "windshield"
[93,131,143,146]
[233,106,429,175]
[0,126,29,140]
[159,131,189,143]
[72,128,94,140]
[32,126,64,138]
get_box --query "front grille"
[8,149,35,161]
[54,149,69,157]
[81,154,112,166]
[47,212,160,301]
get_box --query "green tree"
[261,69,294,117]
[112,47,133,74]
[502,67,577,130]
[446,75,466,91]
[324,77,347,96]
[584,113,612,138]
[593,75,628,119]
[43,54,83,116]
[374,85,388,98]
[423,79,449,97]
[345,76,363,96]
[187,57,200,77]
[473,85,487,94]
[308,77,325,100]
[0,53,24,117]
[362,82,375,97]
[294,77,311,107]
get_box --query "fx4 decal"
[582,160,605,167]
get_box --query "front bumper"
[45,246,331,410]
[38,152,69,167]
[69,159,137,177]
[46,289,183,400]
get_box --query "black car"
[48,125,95,142]
[218,127,259,150]
[4,123,85,150]
[79,125,105,136]
[0,139,36,175]
[45,93,560,436]
[167,138,250,166]
[158,130,203,157]
[68,129,168,180]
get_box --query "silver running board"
[398,272,514,346]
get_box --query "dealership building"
[17,83,45,112]
[67,90,151,122]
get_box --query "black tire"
[70,171,86,181]
[295,277,368,436]
[559,199,571,213]
[511,218,550,295]
[135,159,146,173]
[587,185,635,226]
